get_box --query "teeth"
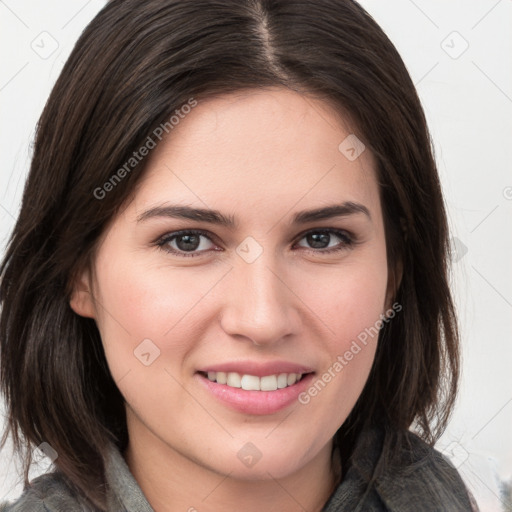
[287,373,297,386]
[260,375,277,391]
[226,372,241,388]
[205,371,304,390]
[241,374,260,390]
[277,373,288,389]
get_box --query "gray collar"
[104,443,154,512]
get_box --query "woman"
[0,0,479,510]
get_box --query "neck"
[124,423,342,512]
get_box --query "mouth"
[195,369,316,415]
[198,370,309,391]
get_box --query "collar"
[104,443,154,511]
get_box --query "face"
[72,87,392,481]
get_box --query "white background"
[0,1,511,510]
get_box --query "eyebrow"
[136,201,371,228]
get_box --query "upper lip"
[197,360,315,377]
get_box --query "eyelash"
[154,228,357,258]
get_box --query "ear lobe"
[69,267,96,319]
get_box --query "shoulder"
[328,426,478,511]
[374,429,478,511]
[0,471,94,512]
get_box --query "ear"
[69,266,96,319]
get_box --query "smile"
[196,370,315,415]
[203,371,305,391]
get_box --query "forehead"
[131,88,380,223]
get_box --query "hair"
[0,0,460,509]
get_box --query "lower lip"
[196,372,315,415]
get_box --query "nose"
[219,250,300,347]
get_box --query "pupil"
[177,234,199,251]
[308,232,329,248]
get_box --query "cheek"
[90,257,202,416]
[301,252,388,349]
[334,268,388,345]
[91,252,226,379]
[95,248,191,334]
[293,250,388,415]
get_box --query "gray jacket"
[0,426,478,511]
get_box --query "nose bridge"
[220,243,296,345]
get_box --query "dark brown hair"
[0,0,459,509]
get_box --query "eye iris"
[177,234,200,251]
[308,232,330,249]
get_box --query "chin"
[202,440,313,481]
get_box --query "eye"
[294,229,355,254]
[155,228,356,258]
[155,229,218,257]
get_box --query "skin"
[70,87,397,512]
